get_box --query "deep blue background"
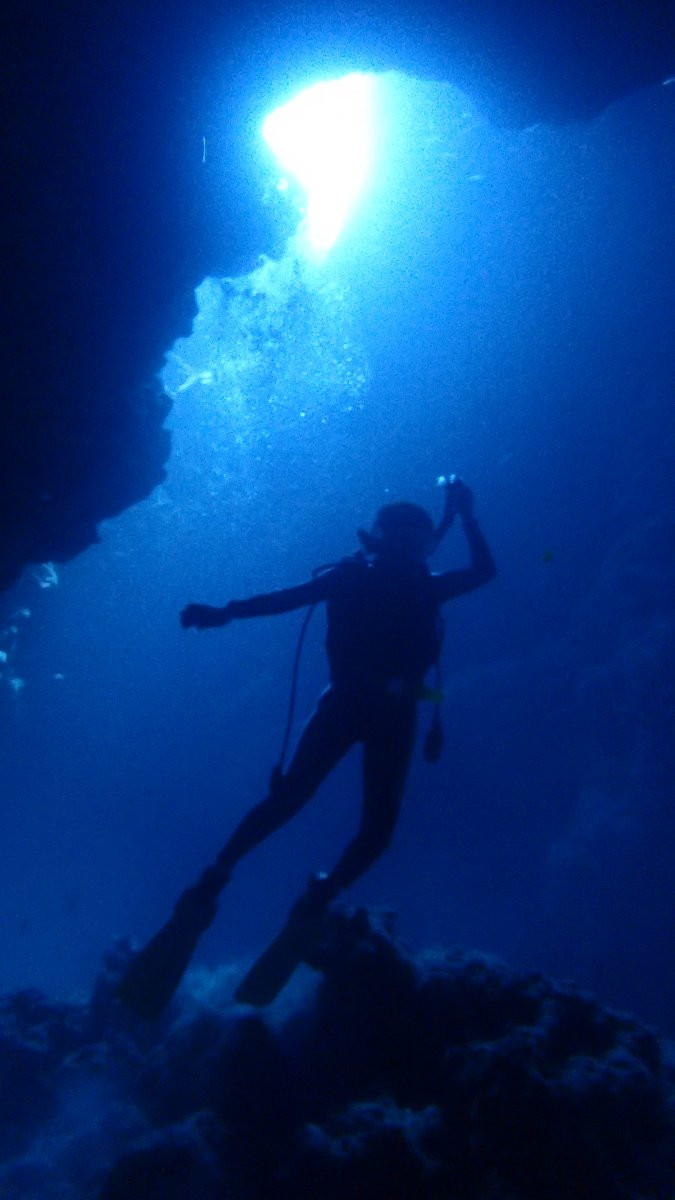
[1,71,673,1034]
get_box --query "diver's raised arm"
[180,573,331,631]
[431,475,458,550]
[433,479,497,603]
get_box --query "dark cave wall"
[2,0,672,592]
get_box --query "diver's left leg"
[189,688,356,908]
[321,697,417,898]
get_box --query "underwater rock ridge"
[0,905,673,1199]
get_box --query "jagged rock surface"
[0,907,672,1199]
[3,1,672,591]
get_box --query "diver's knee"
[356,828,393,863]
[265,773,306,821]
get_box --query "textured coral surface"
[0,908,672,1199]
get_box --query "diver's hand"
[180,602,232,630]
[444,475,475,520]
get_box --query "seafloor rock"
[0,907,673,1199]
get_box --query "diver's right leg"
[196,689,356,897]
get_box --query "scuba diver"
[117,475,497,1016]
[179,475,496,921]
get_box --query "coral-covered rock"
[0,908,672,1198]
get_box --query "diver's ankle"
[306,871,339,906]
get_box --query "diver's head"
[358,502,436,564]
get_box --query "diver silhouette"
[180,476,496,915]
[117,476,497,1016]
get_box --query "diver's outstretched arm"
[180,603,232,629]
[181,573,331,630]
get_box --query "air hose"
[270,602,318,790]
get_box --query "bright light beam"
[262,73,376,253]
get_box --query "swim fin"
[116,881,219,1021]
[235,882,330,1007]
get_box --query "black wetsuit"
[218,515,496,896]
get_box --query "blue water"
[1,72,672,1032]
